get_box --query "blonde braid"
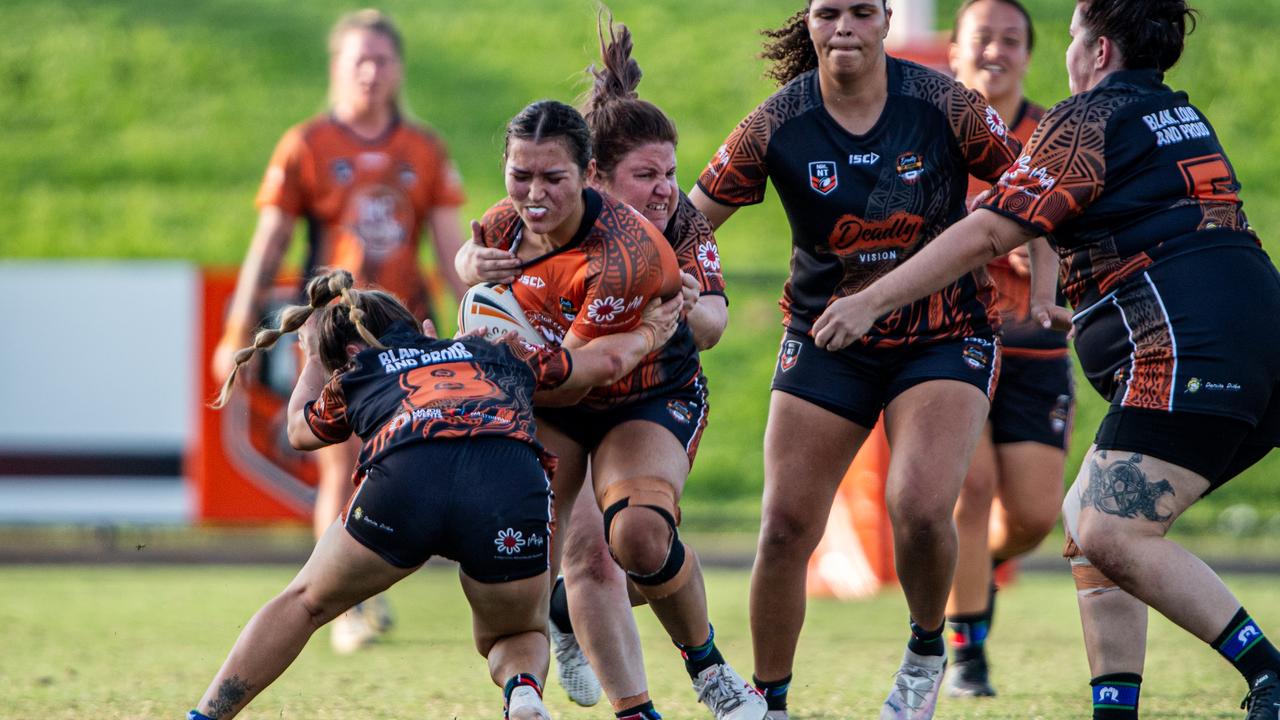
[210,269,355,409]
[339,286,387,349]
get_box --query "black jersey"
[305,322,572,477]
[697,57,1022,348]
[982,70,1259,313]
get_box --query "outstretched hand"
[455,220,522,285]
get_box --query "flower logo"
[494,528,526,555]
[587,296,626,323]
[697,242,721,272]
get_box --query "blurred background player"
[458,98,762,720]
[458,11,731,717]
[210,9,469,654]
[192,268,680,720]
[941,0,1073,699]
[814,1,1280,717]
[690,1,1021,717]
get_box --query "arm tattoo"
[1081,452,1175,521]
[207,675,251,718]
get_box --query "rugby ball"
[457,282,546,346]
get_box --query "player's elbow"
[286,415,325,451]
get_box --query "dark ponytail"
[761,8,817,87]
[504,100,593,170]
[580,8,678,178]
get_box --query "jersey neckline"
[809,55,902,144]
[513,187,604,269]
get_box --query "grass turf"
[2,564,1272,719]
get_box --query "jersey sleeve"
[502,337,573,390]
[255,126,309,216]
[477,199,522,250]
[948,84,1024,182]
[981,95,1107,235]
[696,107,774,207]
[671,195,726,297]
[303,374,353,444]
[570,207,680,341]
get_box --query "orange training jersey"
[478,188,687,407]
[256,114,465,320]
[966,101,1067,352]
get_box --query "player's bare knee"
[758,506,823,557]
[956,470,997,509]
[563,537,617,586]
[282,583,337,629]
[888,495,953,542]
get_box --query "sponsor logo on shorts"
[494,528,526,555]
[962,337,993,370]
[809,161,838,195]
[896,152,924,185]
[667,400,693,424]
[1184,377,1241,394]
[1051,394,1071,434]
[330,158,354,185]
[779,339,802,372]
[352,506,394,533]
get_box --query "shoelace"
[698,670,747,713]
[1240,679,1279,716]
[893,663,943,710]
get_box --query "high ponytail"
[580,7,678,178]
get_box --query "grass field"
[2,564,1272,719]
[3,0,1280,521]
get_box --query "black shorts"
[1074,246,1280,485]
[342,437,552,583]
[536,376,709,465]
[990,350,1074,449]
[770,328,999,429]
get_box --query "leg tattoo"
[1081,452,1175,522]
[207,675,251,718]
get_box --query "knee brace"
[600,477,693,599]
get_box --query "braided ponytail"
[210,270,357,409]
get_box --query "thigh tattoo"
[1081,451,1175,522]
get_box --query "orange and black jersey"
[257,114,466,321]
[305,322,571,478]
[982,70,1258,313]
[697,57,1021,348]
[478,188,689,408]
[667,191,727,300]
[966,101,1068,352]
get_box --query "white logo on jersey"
[697,241,721,273]
[985,106,1008,139]
[849,153,881,166]
[519,275,546,289]
[587,296,627,323]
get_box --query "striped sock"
[947,612,990,663]
[1091,673,1141,719]
[675,624,725,678]
[753,673,791,712]
[1212,607,1280,684]
[503,673,542,719]
[908,618,946,657]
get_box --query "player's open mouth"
[982,63,1006,75]
[646,202,668,213]
[525,206,549,220]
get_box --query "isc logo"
[849,153,881,166]
[519,275,546,289]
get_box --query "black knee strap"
[601,498,684,586]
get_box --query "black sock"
[1091,672,1141,719]
[753,673,791,712]
[947,612,990,664]
[549,575,573,634]
[1212,607,1280,684]
[615,700,662,719]
[908,618,946,657]
[675,624,725,679]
